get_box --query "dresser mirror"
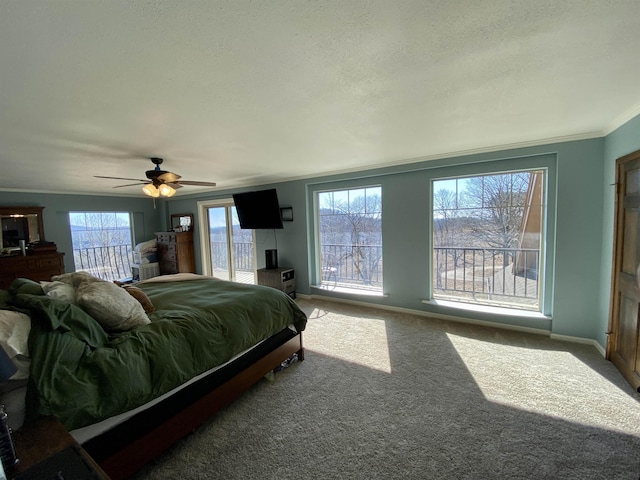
[0,207,45,252]
[170,213,193,232]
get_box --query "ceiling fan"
[95,157,217,197]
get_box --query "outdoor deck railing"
[209,240,254,275]
[73,242,540,306]
[319,244,539,306]
[73,244,134,282]
[320,243,383,290]
[74,240,256,284]
[433,246,540,301]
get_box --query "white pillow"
[41,281,77,304]
[76,281,151,331]
[0,310,31,380]
[135,238,157,253]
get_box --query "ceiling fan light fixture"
[96,158,216,194]
[159,183,176,197]
[142,184,160,197]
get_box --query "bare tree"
[433,188,467,288]
[462,172,530,251]
[433,188,458,246]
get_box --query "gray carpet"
[134,298,640,479]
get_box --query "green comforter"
[8,277,307,430]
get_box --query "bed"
[0,272,307,479]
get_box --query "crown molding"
[0,130,611,198]
[603,102,640,136]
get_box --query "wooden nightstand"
[257,267,296,298]
[11,416,109,479]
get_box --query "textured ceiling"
[1,1,640,197]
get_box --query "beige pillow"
[52,271,103,288]
[76,281,151,331]
[41,281,77,304]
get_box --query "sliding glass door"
[199,200,256,284]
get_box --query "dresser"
[0,252,65,290]
[156,231,195,274]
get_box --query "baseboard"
[550,333,606,357]
[306,293,606,354]
[308,293,550,336]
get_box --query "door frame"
[197,198,256,280]
[607,148,640,391]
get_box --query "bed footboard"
[86,332,304,480]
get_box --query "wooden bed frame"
[82,330,304,479]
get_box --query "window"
[317,186,383,292]
[69,211,134,281]
[432,170,545,311]
[198,200,256,284]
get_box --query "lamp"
[0,348,16,382]
[158,183,176,197]
[143,183,176,198]
[142,184,160,197]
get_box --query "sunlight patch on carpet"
[446,333,640,436]
[304,307,392,373]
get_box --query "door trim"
[607,148,640,391]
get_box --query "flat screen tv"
[233,188,284,229]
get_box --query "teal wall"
[600,113,640,348]
[163,185,301,279]
[164,137,605,339]
[0,192,163,273]
[297,141,604,337]
[3,126,627,343]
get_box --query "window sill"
[423,299,550,319]
[311,285,388,297]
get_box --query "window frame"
[311,182,384,294]
[68,211,135,282]
[197,198,257,283]
[427,155,555,317]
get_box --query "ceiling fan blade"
[158,172,181,183]
[94,158,213,194]
[112,183,150,188]
[95,175,147,182]
[175,180,217,187]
